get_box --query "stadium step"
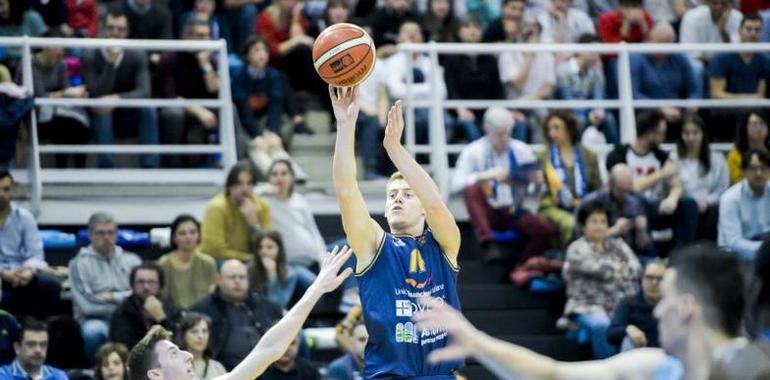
[458,284,552,310]
[464,309,558,336]
[457,260,508,284]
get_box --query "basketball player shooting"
[330,85,463,379]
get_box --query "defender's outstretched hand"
[383,100,404,148]
[311,245,354,294]
[329,85,360,127]
[413,297,480,364]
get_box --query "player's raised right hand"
[329,85,360,128]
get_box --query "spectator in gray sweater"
[82,8,158,169]
[69,212,141,365]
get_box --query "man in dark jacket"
[607,259,665,350]
[82,8,158,168]
[190,259,283,370]
[109,262,178,349]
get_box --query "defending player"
[127,246,353,380]
[330,85,463,379]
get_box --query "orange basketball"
[312,23,376,88]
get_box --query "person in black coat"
[189,260,283,370]
[606,259,666,350]
[109,262,180,350]
[443,16,504,142]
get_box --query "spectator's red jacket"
[65,0,98,38]
[255,9,310,61]
[598,9,653,44]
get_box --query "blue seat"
[77,228,151,250]
[39,230,77,250]
[491,229,522,243]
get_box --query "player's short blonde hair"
[386,172,408,193]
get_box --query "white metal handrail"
[1,36,237,214]
[400,41,770,197]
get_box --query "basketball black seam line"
[321,46,372,80]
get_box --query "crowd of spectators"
[0,0,767,175]
[0,0,769,376]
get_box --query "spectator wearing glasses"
[607,259,666,351]
[718,149,770,262]
[109,262,180,350]
[69,212,141,364]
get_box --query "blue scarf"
[549,144,587,209]
[486,144,518,206]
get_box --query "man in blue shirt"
[0,171,61,320]
[0,318,67,380]
[718,149,770,261]
[630,22,700,128]
[709,13,769,100]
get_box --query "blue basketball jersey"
[356,229,463,379]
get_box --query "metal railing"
[399,42,770,196]
[1,36,237,213]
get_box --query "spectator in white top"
[537,0,596,43]
[669,115,729,239]
[498,16,556,142]
[259,159,325,269]
[383,20,448,145]
[451,107,556,282]
[679,0,743,97]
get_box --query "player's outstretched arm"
[331,86,383,269]
[215,246,354,380]
[383,101,460,265]
[413,298,666,380]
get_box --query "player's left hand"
[413,297,481,363]
[312,245,354,294]
[383,100,404,149]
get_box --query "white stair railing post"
[21,36,42,214]
[617,42,636,143]
[427,43,450,199]
[216,39,237,170]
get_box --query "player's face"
[385,179,424,230]
[653,270,688,356]
[153,340,196,380]
[100,351,126,380]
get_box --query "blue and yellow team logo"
[405,249,432,289]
